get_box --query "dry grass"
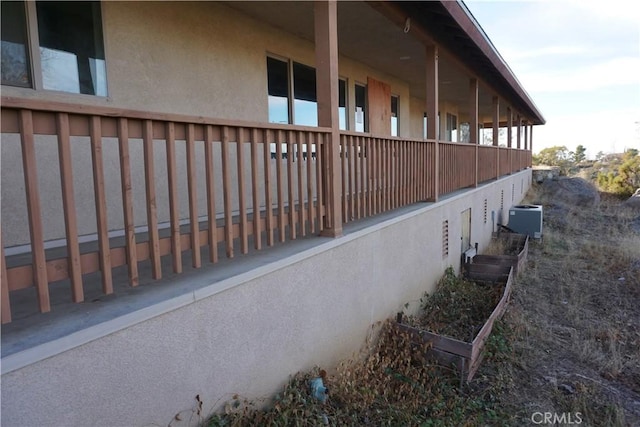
[487,183,640,425]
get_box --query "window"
[292,62,317,126]
[446,113,457,142]
[268,56,344,129]
[354,83,367,132]
[1,1,107,96]
[339,79,347,131]
[1,2,31,87]
[391,95,399,137]
[267,56,290,124]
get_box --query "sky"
[465,0,640,158]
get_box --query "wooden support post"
[425,44,439,202]
[516,115,522,150]
[524,120,529,150]
[506,108,513,174]
[469,78,479,187]
[315,0,343,237]
[493,96,500,179]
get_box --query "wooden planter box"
[395,267,514,385]
[466,233,528,280]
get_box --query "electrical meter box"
[508,205,543,239]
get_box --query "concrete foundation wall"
[1,170,531,427]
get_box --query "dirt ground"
[472,184,640,426]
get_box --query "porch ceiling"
[224,1,540,124]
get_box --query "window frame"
[390,94,399,137]
[354,81,368,133]
[1,1,109,97]
[266,53,347,130]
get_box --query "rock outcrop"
[624,188,640,209]
[540,177,600,208]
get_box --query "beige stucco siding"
[1,1,432,248]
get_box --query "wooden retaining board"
[466,233,528,277]
[395,266,514,384]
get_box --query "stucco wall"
[1,1,442,248]
[1,170,531,427]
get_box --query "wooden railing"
[438,142,476,195]
[338,133,436,222]
[0,97,532,323]
[1,98,329,322]
[499,147,511,177]
[477,145,498,183]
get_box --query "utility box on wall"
[508,205,543,239]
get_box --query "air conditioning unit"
[508,205,543,239]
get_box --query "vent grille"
[511,183,515,202]
[500,190,504,211]
[442,220,449,259]
[483,199,488,224]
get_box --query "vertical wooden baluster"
[204,125,218,262]
[354,135,360,220]
[315,134,324,232]
[221,126,234,258]
[297,131,306,237]
[276,130,285,242]
[387,139,393,209]
[377,138,382,213]
[56,113,83,302]
[186,123,201,267]
[166,122,182,272]
[143,119,161,279]
[348,135,354,221]
[237,128,248,254]
[287,130,296,239]
[1,230,11,323]
[118,118,139,286]
[263,129,274,246]
[366,137,371,217]
[306,132,315,233]
[374,137,379,214]
[340,134,347,222]
[360,137,365,216]
[250,128,261,250]
[89,116,113,294]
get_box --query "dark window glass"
[36,1,107,95]
[391,95,399,137]
[355,83,367,132]
[339,79,347,130]
[1,1,31,87]
[267,56,289,124]
[293,62,317,126]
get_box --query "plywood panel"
[367,77,391,136]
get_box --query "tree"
[533,146,573,174]
[597,151,640,198]
[574,145,586,164]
